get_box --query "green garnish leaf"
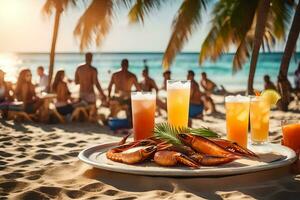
[153,123,219,146]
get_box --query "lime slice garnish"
[261,90,281,106]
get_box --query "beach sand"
[0,95,300,200]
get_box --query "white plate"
[78,142,297,177]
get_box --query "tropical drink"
[167,80,191,128]
[225,95,250,148]
[250,96,270,144]
[249,90,281,145]
[131,92,156,141]
[282,120,300,152]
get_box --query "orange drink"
[250,96,270,144]
[225,96,250,148]
[131,92,156,141]
[282,120,300,153]
[167,80,190,128]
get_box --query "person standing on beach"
[140,68,158,92]
[107,59,140,122]
[36,66,48,92]
[75,53,106,120]
[75,53,106,104]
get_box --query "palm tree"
[42,0,76,92]
[247,0,271,95]
[278,1,300,111]
[200,0,293,94]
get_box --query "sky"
[0,0,298,53]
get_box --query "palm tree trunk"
[48,8,62,92]
[278,1,300,111]
[247,0,271,95]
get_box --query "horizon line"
[2,51,300,54]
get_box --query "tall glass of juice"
[225,95,250,148]
[250,96,270,144]
[131,92,156,141]
[282,120,300,153]
[167,80,191,128]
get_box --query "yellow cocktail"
[167,80,190,127]
[250,96,270,144]
[225,96,250,148]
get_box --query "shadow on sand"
[82,165,300,199]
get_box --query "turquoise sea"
[0,52,299,91]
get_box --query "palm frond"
[42,0,76,16]
[200,0,257,70]
[74,0,113,51]
[154,123,183,146]
[189,127,219,138]
[162,0,208,69]
[128,0,168,24]
[200,0,293,71]
[269,0,293,40]
[154,123,219,147]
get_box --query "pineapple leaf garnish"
[153,123,219,146]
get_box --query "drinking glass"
[167,80,191,128]
[250,96,270,145]
[131,92,156,141]
[225,95,250,148]
[281,120,300,153]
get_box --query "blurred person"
[140,68,158,93]
[108,59,141,123]
[264,75,277,90]
[52,70,74,116]
[140,68,166,114]
[75,52,106,104]
[0,69,13,118]
[187,70,204,119]
[187,70,216,116]
[200,72,217,95]
[15,69,43,114]
[161,70,171,90]
[0,69,13,103]
[75,53,107,120]
[143,59,149,72]
[36,66,49,91]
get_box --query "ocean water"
[0,52,299,91]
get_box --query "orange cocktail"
[225,96,250,148]
[131,92,156,141]
[282,121,300,153]
[167,80,190,128]
[250,96,270,144]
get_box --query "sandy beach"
[1,95,299,200]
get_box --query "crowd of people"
[0,52,299,125]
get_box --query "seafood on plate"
[105,130,258,168]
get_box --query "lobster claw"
[212,139,258,158]
[154,151,200,168]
